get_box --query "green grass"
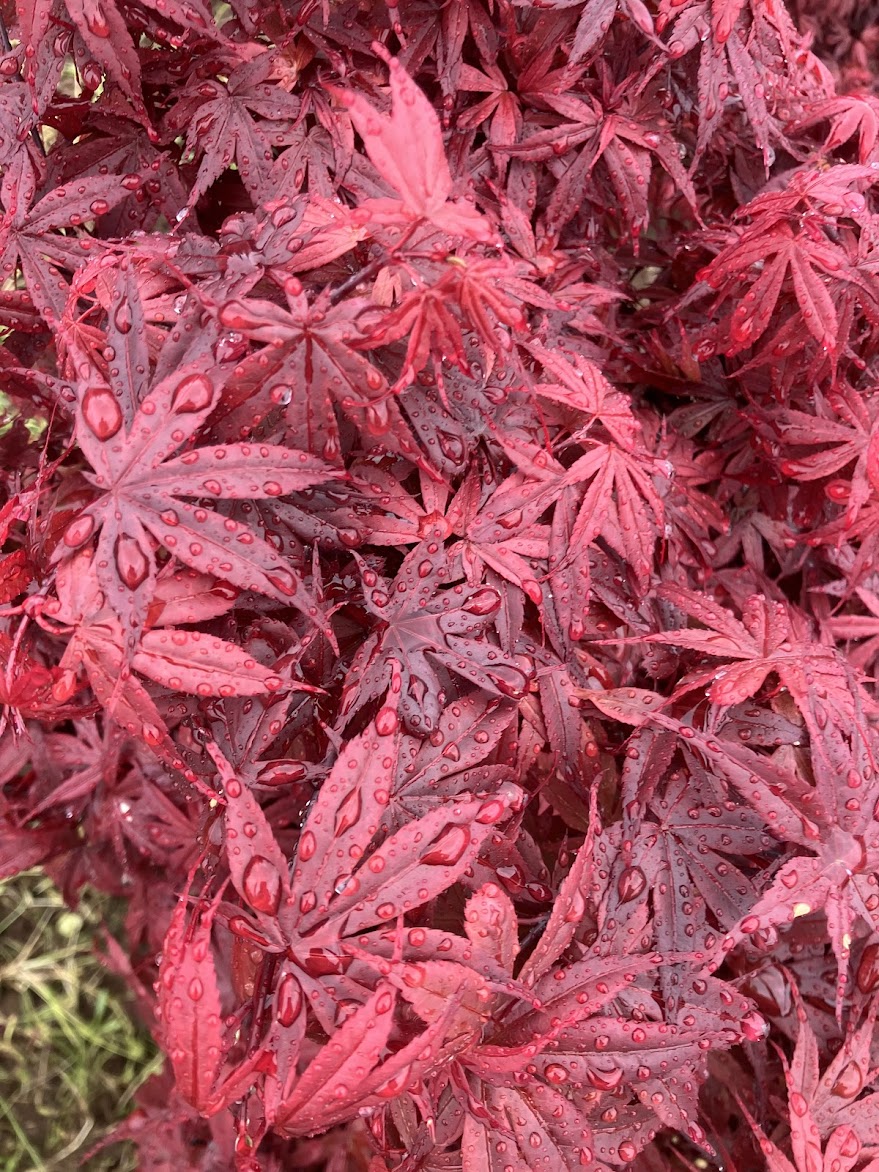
[0,871,162,1171]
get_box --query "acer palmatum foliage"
[6,1,879,1170]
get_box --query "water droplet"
[438,431,466,463]
[421,824,470,866]
[142,723,162,746]
[463,588,501,616]
[740,1010,767,1042]
[275,972,302,1026]
[270,385,293,406]
[303,947,348,977]
[375,707,398,736]
[564,889,586,923]
[487,660,532,698]
[375,990,394,1014]
[85,4,111,35]
[115,533,149,589]
[522,578,542,604]
[298,830,317,861]
[334,789,361,837]
[82,385,123,440]
[831,1061,863,1099]
[838,1129,861,1159]
[227,916,270,947]
[588,1064,624,1091]
[171,374,214,414]
[63,513,96,548]
[402,963,426,987]
[476,799,505,824]
[617,866,646,903]
[242,856,282,916]
[267,568,297,596]
[789,1091,808,1117]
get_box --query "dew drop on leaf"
[857,942,879,993]
[267,569,297,596]
[275,972,302,1026]
[486,662,531,698]
[334,788,362,837]
[564,889,586,923]
[298,830,317,861]
[421,824,470,866]
[113,300,133,333]
[374,1060,411,1097]
[463,588,501,616]
[86,5,111,35]
[115,534,150,589]
[438,431,466,463]
[63,513,96,548]
[831,1061,864,1099]
[228,917,271,947]
[402,963,425,987]
[171,374,214,414]
[587,1065,623,1091]
[838,1130,861,1159]
[617,866,647,903]
[242,856,282,916]
[789,1091,808,1117]
[374,707,398,735]
[82,386,123,440]
[475,799,505,825]
[740,1011,767,1041]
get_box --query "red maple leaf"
[57,268,341,646]
[329,57,497,244]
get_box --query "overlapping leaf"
[59,274,341,645]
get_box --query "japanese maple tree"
[4,0,879,1169]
